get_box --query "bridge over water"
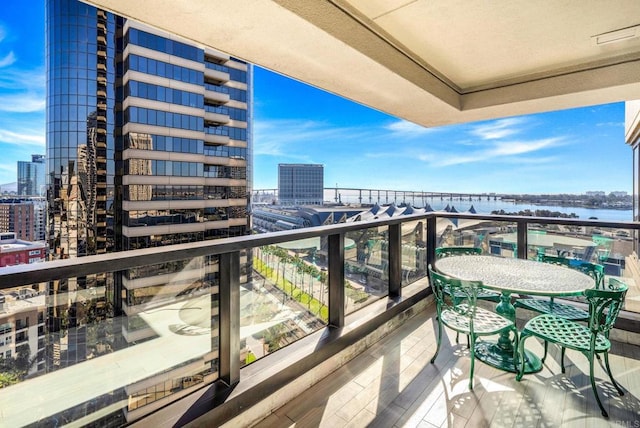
[253,187,506,206]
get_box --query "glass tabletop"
[435,255,594,296]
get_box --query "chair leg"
[561,347,567,374]
[516,333,529,382]
[542,340,548,363]
[589,353,608,417]
[430,320,442,364]
[455,332,460,344]
[512,328,519,372]
[469,333,476,390]
[603,352,625,396]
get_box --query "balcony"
[204,67,230,84]
[1,212,640,426]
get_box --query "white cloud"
[0,129,45,146]
[0,66,45,90]
[364,151,402,159]
[253,118,374,156]
[489,138,561,156]
[425,137,564,167]
[508,155,560,165]
[0,64,45,112]
[0,51,16,68]
[0,163,15,173]
[0,92,45,112]
[469,117,528,140]
[384,120,439,137]
[596,121,623,127]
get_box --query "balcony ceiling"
[85,0,640,127]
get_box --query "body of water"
[323,190,633,222]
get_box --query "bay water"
[324,190,632,222]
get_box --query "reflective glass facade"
[45,0,252,424]
[47,0,115,259]
[17,155,46,197]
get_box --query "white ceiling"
[85,0,640,127]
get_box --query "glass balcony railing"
[0,212,639,426]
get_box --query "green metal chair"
[428,265,518,390]
[570,259,605,287]
[534,255,605,287]
[516,277,628,417]
[436,247,502,345]
[515,255,605,361]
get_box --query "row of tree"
[257,245,328,314]
[491,209,578,218]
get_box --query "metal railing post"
[219,251,240,386]
[389,223,402,297]
[328,233,345,328]
[426,215,437,269]
[517,219,528,259]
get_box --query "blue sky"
[0,2,632,194]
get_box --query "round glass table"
[435,255,594,373]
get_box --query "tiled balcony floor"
[253,302,640,427]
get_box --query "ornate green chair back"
[428,265,480,319]
[540,255,604,287]
[435,246,482,258]
[570,261,605,288]
[584,277,627,339]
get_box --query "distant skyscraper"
[278,163,324,206]
[46,0,252,422]
[17,154,45,197]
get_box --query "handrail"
[1,212,638,289]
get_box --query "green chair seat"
[514,298,588,321]
[520,314,610,353]
[441,305,514,335]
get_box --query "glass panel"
[248,243,328,365]
[401,220,427,286]
[437,216,518,259]
[0,256,218,426]
[524,221,638,313]
[345,226,388,314]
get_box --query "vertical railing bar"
[388,223,402,298]
[219,251,240,386]
[328,233,345,328]
[426,215,437,270]
[517,219,528,259]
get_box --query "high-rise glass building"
[45,0,252,423]
[278,163,324,205]
[17,154,46,197]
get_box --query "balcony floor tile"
[250,303,640,427]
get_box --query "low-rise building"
[0,233,46,268]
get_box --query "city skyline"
[0,2,633,195]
